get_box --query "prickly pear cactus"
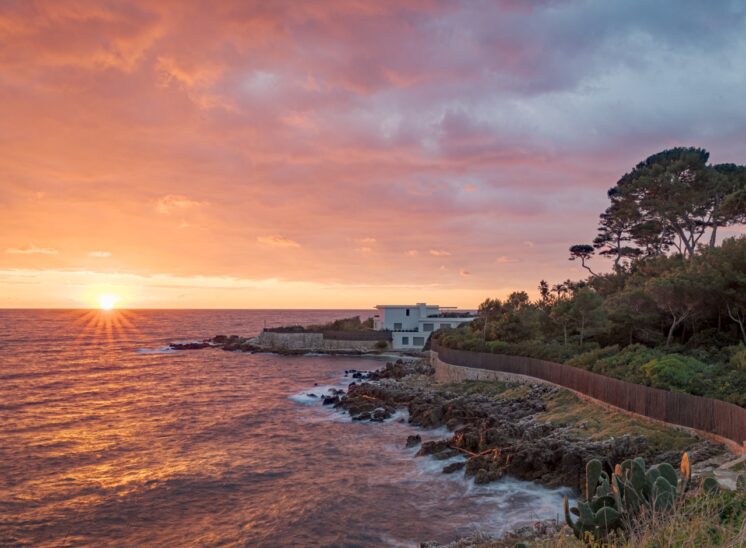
[563,452,693,541]
[702,476,720,495]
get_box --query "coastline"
[168,335,732,545]
[301,358,728,545]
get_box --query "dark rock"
[416,440,451,457]
[405,434,422,448]
[321,357,712,492]
[442,461,466,474]
[371,407,391,421]
[169,342,211,350]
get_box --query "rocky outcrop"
[333,359,721,493]
[168,334,388,355]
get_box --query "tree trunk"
[671,223,695,257]
[666,314,687,346]
[709,223,719,248]
[666,320,676,346]
[726,303,746,344]
[563,324,568,346]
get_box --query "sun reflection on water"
[70,308,142,344]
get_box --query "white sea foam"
[288,384,343,405]
[136,346,175,354]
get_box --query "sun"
[97,294,119,310]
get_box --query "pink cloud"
[6,244,59,255]
[256,235,301,248]
[156,195,207,214]
[0,1,743,307]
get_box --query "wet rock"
[326,357,714,493]
[432,448,461,461]
[442,461,466,474]
[371,407,391,421]
[416,440,451,457]
[169,342,211,350]
[405,434,422,448]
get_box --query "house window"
[394,322,402,330]
[423,323,434,332]
[406,309,410,316]
[413,336,425,346]
[402,336,409,345]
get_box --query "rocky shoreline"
[169,334,397,356]
[331,359,722,491]
[313,358,726,546]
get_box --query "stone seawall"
[255,331,386,352]
[431,351,553,386]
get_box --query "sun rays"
[70,308,142,345]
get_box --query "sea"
[0,309,567,547]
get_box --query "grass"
[536,489,746,548]
[438,378,697,454]
[430,379,744,547]
[438,379,533,399]
[535,388,696,453]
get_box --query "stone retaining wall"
[255,331,387,352]
[432,353,552,385]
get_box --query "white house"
[373,303,476,351]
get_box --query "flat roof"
[375,304,439,309]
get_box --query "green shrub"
[486,340,510,353]
[587,344,662,384]
[566,345,621,371]
[641,354,710,392]
[729,345,746,371]
[374,339,388,350]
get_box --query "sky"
[1,0,745,309]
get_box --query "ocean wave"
[136,346,175,354]
[288,384,343,405]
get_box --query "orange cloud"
[1,1,740,308]
[6,245,59,255]
[257,235,301,248]
[156,195,207,214]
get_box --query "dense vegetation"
[436,147,746,406]
[266,315,374,333]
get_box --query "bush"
[729,345,746,371]
[486,340,510,353]
[641,354,710,393]
[566,345,621,372]
[308,316,373,331]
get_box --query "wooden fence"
[431,341,746,447]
